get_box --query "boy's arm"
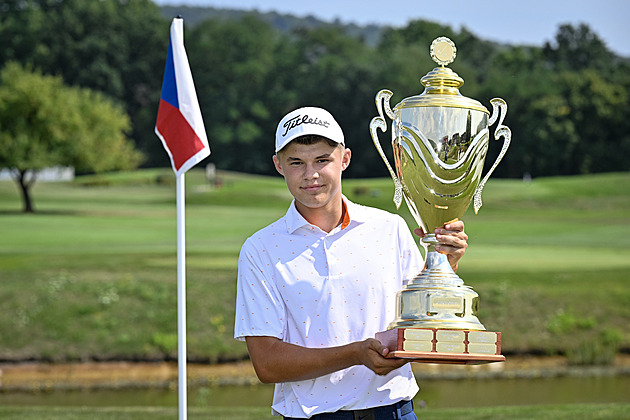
[245,336,410,384]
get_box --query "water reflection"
[2,376,629,408]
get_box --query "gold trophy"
[372,37,510,364]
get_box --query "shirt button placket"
[322,236,331,279]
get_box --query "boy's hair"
[293,135,340,148]
[276,135,341,154]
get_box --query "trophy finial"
[403,36,488,114]
[430,37,456,67]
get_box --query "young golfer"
[235,107,468,419]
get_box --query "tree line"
[1,0,629,181]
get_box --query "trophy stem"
[387,234,485,331]
[407,234,464,288]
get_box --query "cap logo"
[282,114,330,137]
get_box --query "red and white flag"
[155,18,210,177]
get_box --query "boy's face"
[273,140,351,215]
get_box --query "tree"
[0,0,167,165]
[543,23,616,72]
[0,63,142,212]
[187,15,284,174]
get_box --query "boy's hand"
[414,220,468,272]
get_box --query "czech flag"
[155,17,210,177]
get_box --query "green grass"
[0,170,629,362]
[0,403,629,420]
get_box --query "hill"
[160,5,389,46]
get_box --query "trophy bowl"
[371,38,511,360]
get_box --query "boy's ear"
[341,148,351,171]
[272,155,284,176]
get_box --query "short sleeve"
[234,237,287,341]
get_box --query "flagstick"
[156,17,209,419]
[176,173,187,420]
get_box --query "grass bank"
[0,170,629,363]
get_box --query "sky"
[154,0,630,57]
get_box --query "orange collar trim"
[340,200,351,230]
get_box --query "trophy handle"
[473,98,512,214]
[370,89,403,209]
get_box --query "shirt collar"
[284,196,367,234]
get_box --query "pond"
[2,375,629,409]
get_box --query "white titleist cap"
[275,107,344,153]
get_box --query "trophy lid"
[394,37,489,115]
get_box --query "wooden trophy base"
[376,327,505,365]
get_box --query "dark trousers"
[283,399,416,420]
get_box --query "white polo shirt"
[234,197,423,418]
